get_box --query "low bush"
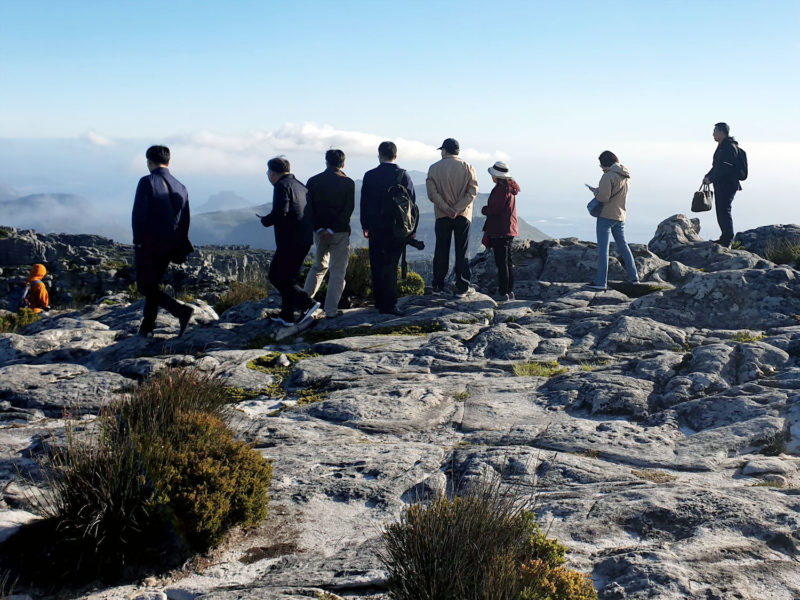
[731,330,767,343]
[513,361,567,378]
[381,479,596,600]
[214,271,270,315]
[3,369,272,587]
[763,238,800,269]
[0,308,40,333]
[398,270,425,296]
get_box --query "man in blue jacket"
[360,141,415,315]
[131,145,194,337]
[703,122,743,248]
[260,157,320,326]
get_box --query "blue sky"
[1,0,798,242]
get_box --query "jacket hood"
[605,163,630,179]
[28,263,46,281]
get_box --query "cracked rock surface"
[3,215,800,599]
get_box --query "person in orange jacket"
[26,264,50,313]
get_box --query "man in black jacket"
[303,149,355,319]
[260,157,320,326]
[703,122,742,248]
[131,145,194,337]
[360,141,416,315]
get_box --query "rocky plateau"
[2,214,800,599]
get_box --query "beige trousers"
[303,231,351,316]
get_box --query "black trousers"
[369,235,404,312]
[135,245,187,331]
[268,242,314,321]
[490,236,514,294]
[433,216,471,293]
[714,182,737,245]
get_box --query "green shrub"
[513,361,567,378]
[0,308,40,333]
[143,410,272,548]
[7,369,271,585]
[214,271,270,315]
[381,480,596,600]
[398,270,425,296]
[763,238,800,268]
[731,330,767,343]
[126,282,142,302]
[345,247,373,300]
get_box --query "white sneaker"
[299,301,321,325]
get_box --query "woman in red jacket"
[481,161,519,301]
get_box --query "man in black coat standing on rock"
[131,145,194,337]
[360,141,415,316]
[260,157,320,326]
[703,122,743,249]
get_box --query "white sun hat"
[488,161,512,179]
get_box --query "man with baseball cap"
[426,138,479,296]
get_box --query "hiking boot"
[299,301,321,325]
[585,284,607,291]
[379,306,403,316]
[454,286,476,298]
[493,293,510,303]
[137,326,154,338]
[431,286,445,296]
[177,306,194,337]
[713,239,732,249]
[508,292,516,300]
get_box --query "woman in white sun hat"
[481,161,519,301]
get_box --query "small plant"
[763,238,800,269]
[126,282,142,302]
[731,330,767,343]
[397,270,425,296]
[0,308,40,333]
[214,272,270,315]
[513,361,567,378]
[579,359,611,372]
[345,247,373,301]
[729,240,745,250]
[247,351,321,398]
[380,477,596,600]
[750,479,786,488]
[632,469,677,483]
[454,390,470,402]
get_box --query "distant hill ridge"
[192,172,550,255]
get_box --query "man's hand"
[319,230,333,243]
[448,210,458,219]
[703,177,711,185]
[363,230,369,239]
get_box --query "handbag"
[691,183,713,212]
[586,182,624,218]
[161,176,195,263]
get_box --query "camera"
[406,238,425,251]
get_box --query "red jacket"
[482,180,519,238]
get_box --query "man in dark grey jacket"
[703,122,742,248]
[131,145,194,337]
[260,157,320,326]
[303,149,355,319]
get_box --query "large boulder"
[649,214,772,271]
[736,224,800,264]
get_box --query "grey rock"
[469,323,541,360]
[735,223,800,262]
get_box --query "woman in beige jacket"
[586,150,639,290]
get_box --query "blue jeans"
[595,218,639,287]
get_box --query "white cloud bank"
[124,123,510,174]
[83,131,115,147]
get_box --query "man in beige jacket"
[426,138,479,296]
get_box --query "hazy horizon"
[1,2,798,245]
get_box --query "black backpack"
[386,170,418,239]
[735,144,748,181]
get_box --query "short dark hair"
[378,141,397,160]
[598,150,619,168]
[714,122,730,135]
[146,145,170,165]
[325,149,345,168]
[267,156,291,174]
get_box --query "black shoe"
[379,307,403,316]
[178,306,194,337]
[137,327,154,338]
[712,238,732,249]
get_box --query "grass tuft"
[0,308,40,333]
[731,330,767,343]
[763,238,800,269]
[214,272,270,315]
[513,360,567,378]
[632,469,677,483]
[380,475,596,600]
